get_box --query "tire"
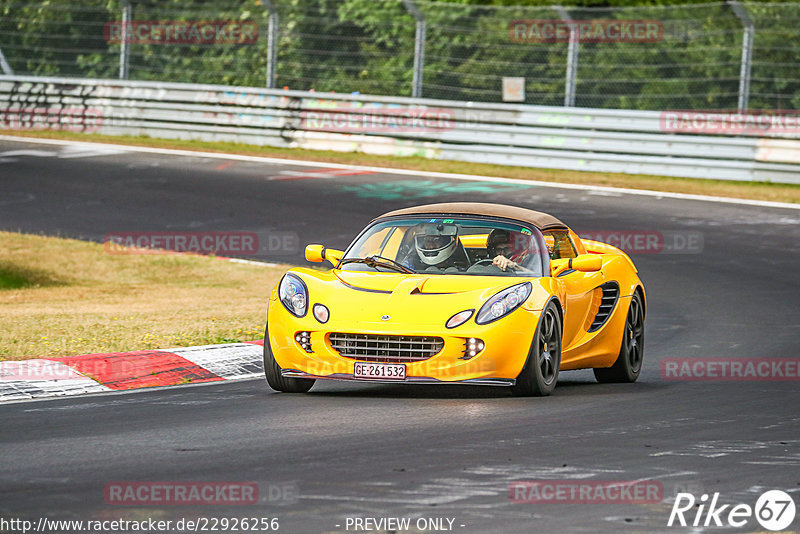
[594,290,645,384]
[263,323,315,393]
[511,302,562,397]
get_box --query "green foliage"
[0,0,797,110]
[0,266,33,289]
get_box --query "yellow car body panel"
[268,271,560,382]
[267,248,643,384]
[266,203,645,389]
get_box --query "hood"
[285,267,551,328]
[333,270,515,296]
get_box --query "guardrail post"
[401,0,426,98]
[555,6,578,107]
[119,0,131,80]
[0,47,13,75]
[261,0,279,89]
[729,1,753,113]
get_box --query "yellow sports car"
[264,202,646,396]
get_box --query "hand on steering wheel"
[471,258,504,272]
[492,255,518,272]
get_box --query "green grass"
[0,267,35,290]
[0,264,64,290]
[0,231,287,360]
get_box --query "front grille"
[329,333,444,363]
[589,282,619,332]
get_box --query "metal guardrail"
[5,1,799,111]
[1,75,799,184]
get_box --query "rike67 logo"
[668,490,796,531]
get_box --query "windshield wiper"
[339,255,415,274]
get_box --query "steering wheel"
[473,258,496,266]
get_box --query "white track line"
[2,134,798,211]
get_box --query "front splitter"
[281,370,515,387]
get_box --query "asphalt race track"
[1,138,799,533]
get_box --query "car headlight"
[475,282,532,325]
[279,274,308,317]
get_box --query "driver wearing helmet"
[412,222,463,271]
[487,229,532,272]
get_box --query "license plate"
[353,362,406,380]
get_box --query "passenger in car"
[487,229,534,273]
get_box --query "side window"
[543,230,578,260]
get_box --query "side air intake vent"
[589,282,619,332]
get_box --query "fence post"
[261,0,279,89]
[401,0,426,98]
[119,0,131,80]
[555,6,578,107]
[729,1,753,113]
[0,48,13,75]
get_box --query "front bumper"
[267,301,541,384]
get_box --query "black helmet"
[487,229,512,258]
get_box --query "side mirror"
[305,244,325,263]
[573,254,602,272]
[550,254,602,276]
[305,244,344,266]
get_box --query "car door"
[545,230,602,351]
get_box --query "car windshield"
[340,217,548,277]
